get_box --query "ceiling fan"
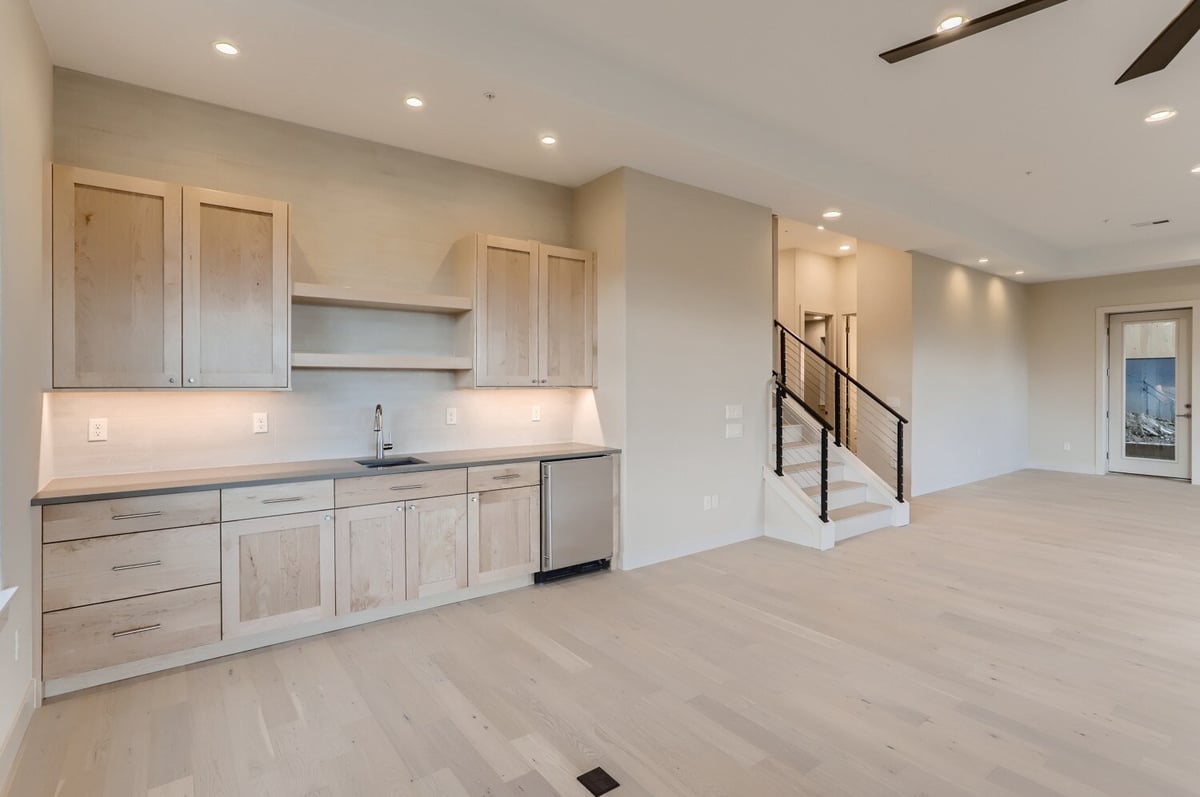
[879,0,1200,84]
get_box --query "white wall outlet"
[446,407,458,425]
[725,423,744,439]
[1063,442,1072,452]
[252,412,270,434]
[532,405,542,422]
[703,495,712,511]
[725,404,744,420]
[88,418,108,442]
[711,494,720,509]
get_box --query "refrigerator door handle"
[542,465,552,569]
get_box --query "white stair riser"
[784,463,845,483]
[834,508,894,541]
[806,484,867,511]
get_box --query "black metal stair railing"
[774,321,909,503]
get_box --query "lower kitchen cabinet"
[221,510,335,638]
[334,501,407,614]
[405,495,468,600]
[468,486,541,584]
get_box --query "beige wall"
[912,254,1030,495]
[855,241,913,495]
[49,70,587,477]
[0,0,51,774]
[776,248,798,331]
[1028,264,1200,476]
[574,169,773,569]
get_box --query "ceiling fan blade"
[1116,0,1200,83]
[880,0,1071,64]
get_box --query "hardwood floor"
[9,469,1200,796]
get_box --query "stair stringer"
[763,466,835,550]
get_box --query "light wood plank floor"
[9,470,1200,796]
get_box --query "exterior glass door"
[1108,310,1192,479]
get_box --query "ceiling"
[30,0,1200,282]
[778,218,857,257]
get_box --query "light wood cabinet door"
[52,165,183,388]
[404,495,468,600]
[467,486,540,586]
[183,187,289,388]
[221,510,334,638]
[475,235,539,387]
[539,245,595,387]
[334,502,407,615]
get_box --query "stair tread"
[830,502,891,522]
[802,481,864,496]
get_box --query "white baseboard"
[0,679,36,797]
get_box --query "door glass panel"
[1123,320,1177,461]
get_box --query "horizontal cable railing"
[775,321,908,502]
[772,377,830,521]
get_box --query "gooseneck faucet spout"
[374,404,389,460]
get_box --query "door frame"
[1095,301,1199,484]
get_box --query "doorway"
[1107,309,1192,479]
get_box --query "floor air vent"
[577,766,620,795]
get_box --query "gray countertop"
[32,442,619,506]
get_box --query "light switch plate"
[532,405,542,422]
[88,418,108,442]
[725,404,744,420]
[725,423,744,439]
[446,407,458,425]
[252,412,269,434]
[703,495,712,511]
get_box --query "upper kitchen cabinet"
[183,188,289,388]
[470,235,595,388]
[52,166,183,388]
[51,166,291,390]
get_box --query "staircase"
[765,322,909,550]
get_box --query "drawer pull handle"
[112,560,162,572]
[262,496,303,504]
[389,484,426,491]
[111,511,163,521]
[492,473,521,481]
[112,623,161,638]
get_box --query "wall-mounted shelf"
[292,353,473,371]
[292,282,471,314]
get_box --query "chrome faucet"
[373,404,393,460]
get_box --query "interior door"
[1108,310,1192,479]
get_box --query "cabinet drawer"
[43,525,220,612]
[467,462,541,493]
[222,480,334,521]
[42,491,221,544]
[336,468,466,508]
[42,584,221,680]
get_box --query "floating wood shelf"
[291,282,471,314]
[292,353,473,371]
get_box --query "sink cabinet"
[405,495,469,600]
[333,501,408,614]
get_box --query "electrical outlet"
[725,423,743,439]
[725,404,744,420]
[703,495,712,511]
[446,407,458,425]
[252,412,269,434]
[532,405,542,422]
[88,418,108,442]
[1063,442,1072,452]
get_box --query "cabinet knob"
[324,514,332,521]
[470,496,478,503]
[188,377,196,384]
[168,377,176,384]
[541,379,547,384]
[397,505,405,512]
[409,505,417,511]
[531,380,537,384]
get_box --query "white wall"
[0,0,52,775]
[912,254,1030,495]
[49,70,588,478]
[1028,264,1200,475]
[574,169,773,569]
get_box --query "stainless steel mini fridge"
[537,455,614,581]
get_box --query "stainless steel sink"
[355,456,426,469]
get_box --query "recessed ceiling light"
[213,41,239,56]
[405,96,424,108]
[811,315,825,321]
[540,135,557,145]
[822,209,843,220]
[937,15,967,33]
[1191,164,1200,174]
[1145,108,1177,123]
[817,225,825,231]
[839,244,852,251]
[1015,271,1026,276]
[978,258,990,264]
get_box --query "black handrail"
[771,372,832,431]
[775,320,909,424]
